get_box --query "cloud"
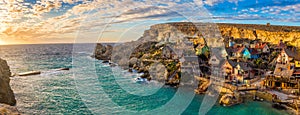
[204,0,241,6]
[0,0,299,44]
[32,1,62,15]
[230,3,300,22]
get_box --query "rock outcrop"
[0,58,16,106]
[93,43,113,61]
[219,93,242,106]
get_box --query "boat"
[102,60,110,63]
[18,71,41,76]
[56,68,70,71]
[109,62,117,67]
[134,77,149,83]
[253,96,264,102]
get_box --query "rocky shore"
[94,41,182,86]
[0,104,19,115]
[0,58,18,114]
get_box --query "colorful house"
[276,48,300,65]
[234,62,254,84]
[195,44,209,56]
[249,48,260,59]
[233,46,261,59]
[233,46,245,58]
[222,60,237,80]
[242,47,251,59]
[255,43,270,53]
[295,61,300,68]
[225,37,235,47]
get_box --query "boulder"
[94,43,113,60]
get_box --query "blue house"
[235,47,260,59]
[229,41,235,47]
[242,48,251,59]
[249,48,260,59]
[243,48,260,59]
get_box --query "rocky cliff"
[0,58,16,106]
[218,23,300,47]
[139,22,300,47]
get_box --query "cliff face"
[138,22,222,46]
[218,23,300,47]
[139,22,300,47]
[0,58,16,106]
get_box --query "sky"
[0,0,299,44]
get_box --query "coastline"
[98,57,295,114]
[2,43,297,114]
[91,21,300,114]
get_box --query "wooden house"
[234,62,255,84]
[222,60,237,80]
[276,48,300,66]
[233,46,246,58]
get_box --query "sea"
[0,44,290,115]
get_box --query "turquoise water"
[0,44,289,115]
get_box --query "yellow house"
[295,61,300,68]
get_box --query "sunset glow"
[0,0,298,44]
[0,40,5,45]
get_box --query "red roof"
[250,48,259,55]
[235,46,245,53]
[255,43,267,49]
[294,70,300,74]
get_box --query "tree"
[254,58,263,68]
